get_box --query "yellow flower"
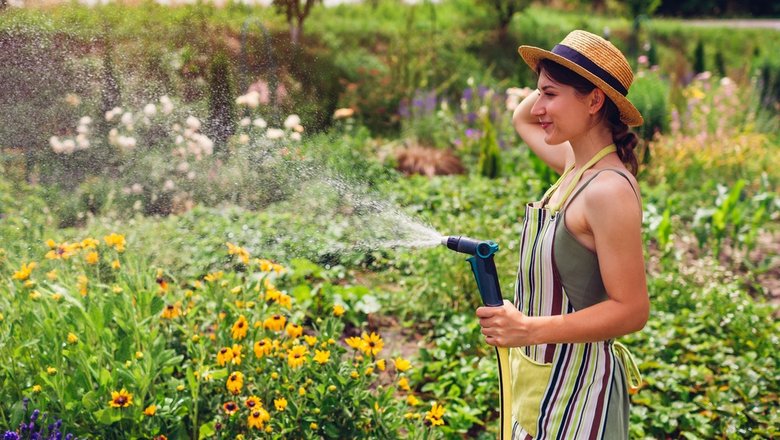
[222,401,239,415]
[304,335,317,346]
[155,268,168,292]
[288,345,307,369]
[376,359,386,371]
[47,367,57,375]
[81,237,99,249]
[217,347,234,366]
[328,385,337,392]
[333,304,345,317]
[112,285,123,294]
[111,260,121,270]
[257,259,274,272]
[226,371,244,395]
[46,270,57,281]
[32,385,42,393]
[67,333,78,344]
[104,233,126,252]
[285,323,303,339]
[248,408,270,429]
[161,302,181,319]
[51,293,62,302]
[407,394,420,406]
[271,372,279,380]
[272,263,285,274]
[313,350,330,365]
[232,315,249,340]
[12,262,36,281]
[398,377,410,391]
[226,242,251,265]
[274,397,287,411]
[144,404,157,416]
[277,293,292,309]
[350,370,359,379]
[28,290,41,300]
[85,251,99,265]
[108,389,133,408]
[45,239,57,249]
[230,285,242,294]
[203,271,223,283]
[365,367,374,376]
[394,357,412,372]
[263,314,286,332]
[310,422,318,430]
[45,242,78,260]
[265,287,281,302]
[360,332,384,357]
[245,395,262,410]
[231,344,243,365]
[135,351,144,359]
[299,386,306,396]
[425,402,445,427]
[345,336,365,351]
[254,338,273,358]
[77,275,88,296]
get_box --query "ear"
[588,89,606,114]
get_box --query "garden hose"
[441,236,511,440]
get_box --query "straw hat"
[518,30,644,127]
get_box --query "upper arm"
[585,175,649,327]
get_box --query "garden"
[0,0,779,438]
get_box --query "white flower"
[131,183,143,194]
[236,91,261,108]
[187,171,196,180]
[266,128,285,140]
[60,139,76,154]
[160,95,174,114]
[196,134,214,155]
[467,77,475,87]
[171,123,182,132]
[253,118,267,129]
[121,112,134,126]
[64,94,81,107]
[76,124,89,135]
[163,179,176,191]
[50,136,63,153]
[239,134,250,144]
[79,116,92,125]
[177,162,190,173]
[283,114,301,129]
[175,135,184,145]
[293,124,304,133]
[290,132,302,142]
[118,136,137,151]
[240,117,251,127]
[76,134,90,150]
[143,103,157,117]
[186,115,201,130]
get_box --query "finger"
[475,306,497,318]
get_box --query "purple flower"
[31,410,40,422]
[465,128,481,138]
[462,88,473,102]
[4,432,21,440]
[466,112,478,124]
[424,91,437,114]
[398,100,410,118]
[478,86,489,98]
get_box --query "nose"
[530,93,544,116]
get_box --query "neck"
[569,126,614,169]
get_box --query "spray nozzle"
[441,236,499,258]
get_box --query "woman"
[476,30,649,439]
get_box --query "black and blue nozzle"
[441,236,503,307]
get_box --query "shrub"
[628,69,670,141]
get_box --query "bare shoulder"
[582,170,642,224]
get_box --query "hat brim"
[518,45,644,127]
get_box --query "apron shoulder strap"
[561,168,640,212]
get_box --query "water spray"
[440,235,512,440]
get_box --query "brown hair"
[537,59,639,175]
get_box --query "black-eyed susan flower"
[333,304,345,317]
[273,397,287,411]
[350,370,359,379]
[245,395,262,410]
[247,408,270,429]
[394,357,412,372]
[217,347,234,366]
[204,271,224,283]
[222,401,239,415]
[313,349,330,365]
[364,366,374,376]
[85,251,99,265]
[277,293,292,309]
[288,345,307,369]
[155,269,168,292]
[81,237,99,249]
[161,302,181,319]
[231,344,242,365]
[345,336,365,351]
[304,335,317,346]
[144,404,157,416]
[47,367,57,375]
[285,323,303,339]
[257,259,274,272]
[360,332,384,357]
[45,242,78,260]
[232,315,249,340]
[376,359,386,371]
[425,402,445,426]
[226,371,244,395]
[407,394,420,406]
[226,242,251,265]
[12,262,36,281]
[104,233,126,252]
[111,259,121,270]
[263,314,286,332]
[254,338,273,358]
[398,377,410,391]
[108,389,133,408]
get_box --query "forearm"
[528,297,649,345]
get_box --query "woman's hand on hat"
[476,300,536,347]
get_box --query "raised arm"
[512,91,573,174]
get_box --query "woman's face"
[530,70,594,145]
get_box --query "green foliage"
[477,115,501,178]
[628,70,670,141]
[693,40,705,74]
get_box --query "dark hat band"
[550,44,628,96]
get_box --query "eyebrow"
[540,85,558,91]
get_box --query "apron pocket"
[509,347,553,438]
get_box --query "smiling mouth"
[539,122,552,130]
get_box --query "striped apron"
[509,145,640,440]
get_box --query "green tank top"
[552,168,639,312]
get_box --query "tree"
[272,0,321,45]
[479,0,532,42]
